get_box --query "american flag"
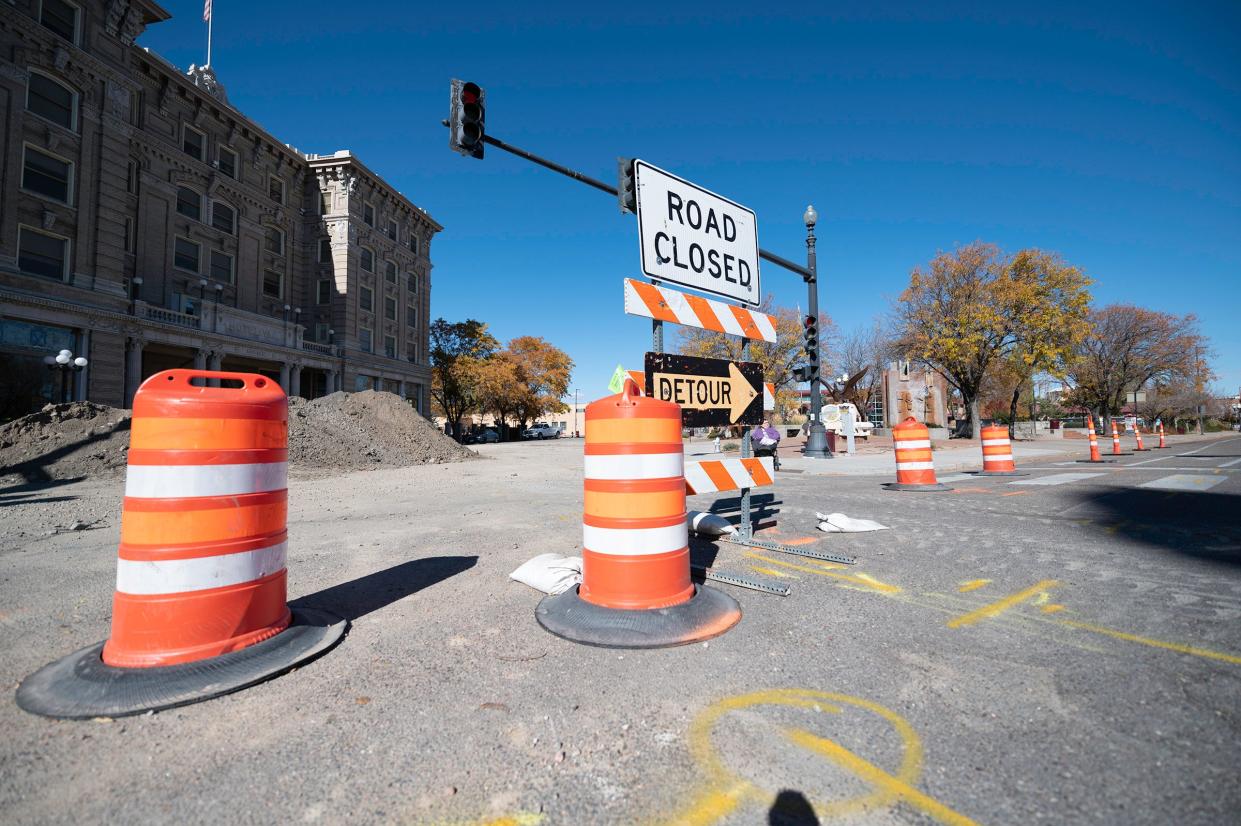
[203,0,212,22]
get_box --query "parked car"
[522,423,562,440]
[463,428,499,444]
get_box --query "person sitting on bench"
[750,418,781,470]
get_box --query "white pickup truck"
[522,423,562,440]
[821,403,873,440]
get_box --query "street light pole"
[803,205,831,459]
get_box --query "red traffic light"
[461,82,481,105]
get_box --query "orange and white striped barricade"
[1132,421,1150,451]
[536,379,741,648]
[1110,419,1130,456]
[970,424,1027,476]
[882,417,951,491]
[17,370,345,719]
[1078,412,1114,463]
[1156,421,1168,448]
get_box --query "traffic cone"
[1110,419,1130,456]
[1078,412,1114,463]
[16,370,346,719]
[1132,420,1150,452]
[536,378,741,648]
[882,417,951,491]
[1156,421,1168,448]
[970,424,1026,476]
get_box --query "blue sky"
[144,1,1241,399]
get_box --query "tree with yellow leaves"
[893,243,1092,438]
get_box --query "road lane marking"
[1219,458,1241,468]
[1056,619,1241,665]
[745,553,902,594]
[957,579,991,592]
[749,565,794,579]
[946,580,1060,628]
[1137,474,1226,492]
[1041,604,1066,614]
[783,728,982,826]
[1010,473,1104,486]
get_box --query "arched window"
[26,70,77,130]
[360,247,374,273]
[176,185,202,221]
[211,200,236,234]
[384,260,397,283]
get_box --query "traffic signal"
[448,79,485,159]
[792,365,813,383]
[804,315,819,360]
[618,158,636,213]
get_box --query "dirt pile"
[286,390,477,473]
[0,391,475,484]
[0,402,132,483]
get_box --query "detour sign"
[644,352,764,428]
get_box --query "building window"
[40,0,80,44]
[126,161,138,194]
[359,286,374,312]
[384,260,397,283]
[407,342,418,364]
[320,190,332,215]
[263,269,284,299]
[27,71,77,130]
[406,304,417,329]
[265,226,285,256]
[363,202,374,227]
[384,296,397,321]
[384,335,397,359]
[22,145,73,204]
[386,219,397,241]
[318,237,332,262]
[268,175,285,204]
[359,328,372,353]
[355,374,372,392]
[316,280,332,304]
[218,147,237,179]
[314,322,330,343]
[211,201,236,234]
[123,217,135,253]
[408,273,419,294]
[176,186,201,221]
[17,226,69,281]
[174,237,200,273]
[183,124,205,161]
[409,234,419,255]
[210,250,234,284]
[360,247,374,273]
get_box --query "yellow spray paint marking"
[946,580,1060,629]
[1056,619,1241,665]
[783,728,982,826]
[1040,604,1066,614]
[663,689,979,825]
[957,579,991,593]
[749,565,794,579]
[745,553,902,594]
[1033,592,1051,606]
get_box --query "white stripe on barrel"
[583,452,683,480]
[125,462,287,498]
[116,541,287,595]
[583,523,688,556]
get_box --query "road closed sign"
[635,160,761,306]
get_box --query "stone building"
[0,0,439,420]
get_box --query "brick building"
[0,0,438,419]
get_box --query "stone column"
[289,364,302,398]
[193,349,208,370]
[124,336,144,407]
[398,380,406,400]
[279,362,291,393]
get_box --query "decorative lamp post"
[43,349,88,404]
[802,204,832,458]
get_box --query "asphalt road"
[2,433,1239,825]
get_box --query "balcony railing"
[144,304,201,329]
[302,340,335,356]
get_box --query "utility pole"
[1196,344,1204,435]
[802,205,831,459]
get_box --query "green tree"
[430,318,498,441]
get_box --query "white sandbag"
[815,512,890,533]
[687,510,738,536]
[509,553,582,595]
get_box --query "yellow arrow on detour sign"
[651,362,758,424]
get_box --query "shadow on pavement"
[707,493,783,529]
[290,555,478,622]
[1064,486,1241,566]
[768,789,820,825]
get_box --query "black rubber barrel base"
[15,608,346,720]
[1108,453,1132,457]
[536,585,741,649]
[1076,458,1116,463]
[1132,448,1151,452]
[966,470,1028,477]
[881,482,952,492]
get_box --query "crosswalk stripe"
[1137,474,1225,492]
[1009,473,1105,486]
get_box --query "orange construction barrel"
[16,370,345,719]
[537,379,741,648]
[972,424,1026,476]
[882,417,950,491]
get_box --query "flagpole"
[206,10,212,67]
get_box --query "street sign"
[634,160,761,306]
[644,352,763,427]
